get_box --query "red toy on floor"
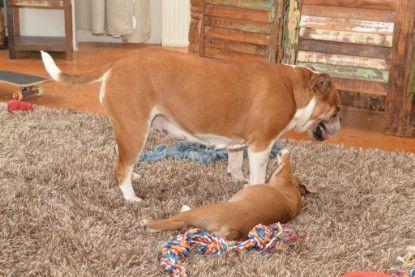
[7,99,33,112]
[341,272,391,277]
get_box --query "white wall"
[18,0,162,44]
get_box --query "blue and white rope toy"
[138,141,283,164]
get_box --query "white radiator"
[161,0,190,46]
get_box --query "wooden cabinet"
[6,0,72,60]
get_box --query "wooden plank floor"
[1,43,414,153]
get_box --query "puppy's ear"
[298,182,319,196]
[308,73,331,93]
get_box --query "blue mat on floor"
[137,141,283,164]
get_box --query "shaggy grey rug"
[0,104,414,277]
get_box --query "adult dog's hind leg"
[100,66,156,202]
[114,133,148,202]
[109,108,154,202]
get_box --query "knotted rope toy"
[137,141,284,164]
[159,222,297,277]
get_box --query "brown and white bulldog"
[41,48,341,202]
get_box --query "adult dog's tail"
[40,51,112,87]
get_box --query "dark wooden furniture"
[6,0,72,60]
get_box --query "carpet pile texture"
[1,104,414,276]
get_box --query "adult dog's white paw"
[125,195,143,202]
[228,171,245,182]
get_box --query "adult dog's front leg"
[227,146,245,182]
[247,143,273,185]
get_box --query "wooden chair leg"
[64,0,73,60]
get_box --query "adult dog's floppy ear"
[308,73,331,93]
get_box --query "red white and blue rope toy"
[159,222,297,277]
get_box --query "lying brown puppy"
[140,148,316,240]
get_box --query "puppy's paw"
[140,219,160,233]
[276,148,289,164]
[278,148,289,156]
[180,205,191,212]
[140,219,149,230]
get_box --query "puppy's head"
[269,148,318,198]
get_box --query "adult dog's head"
[295,68,342,141]
[307,72,342,141]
